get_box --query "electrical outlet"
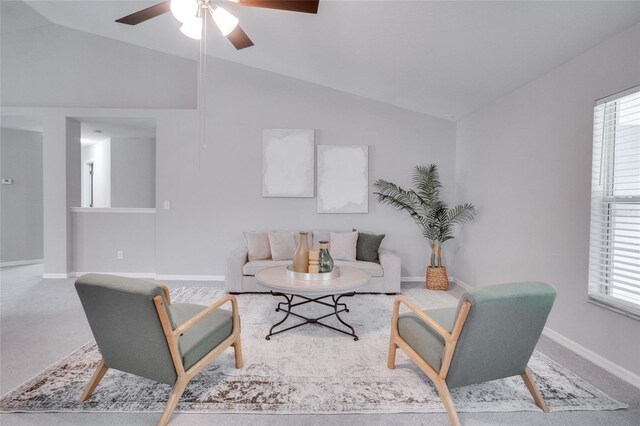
[117,250,124,260]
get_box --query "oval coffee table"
[256,266,370,341]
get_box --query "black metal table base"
[265,291,359,341]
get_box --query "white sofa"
[225,232,401,294]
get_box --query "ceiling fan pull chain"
[197,11,207,170]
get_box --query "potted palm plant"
[373,164,476,290]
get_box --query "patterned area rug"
[0,286,627,414]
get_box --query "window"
[588,87,640,319]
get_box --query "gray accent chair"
[75,274,243,426]
[388,281,557,425]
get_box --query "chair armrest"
[393,296,452,340]
[390,296,472,380]
[161,285,171,305]
[173,295,240,337]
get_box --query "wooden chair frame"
[79,286,243,426]
[387,296,548,426]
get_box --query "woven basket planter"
[426,266,449,290]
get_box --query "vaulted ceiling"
[9,1,640,119]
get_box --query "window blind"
[588,87,640,318]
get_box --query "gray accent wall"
[454,23,640,376]
[110,138,156,208]
[0,128,43,263]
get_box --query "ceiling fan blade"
[227,25,255,50]
[116,1,171,25]
[236,0,319,14]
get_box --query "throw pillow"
[244,232,271,261]
[268,231,297,260]
[353,229,385,262]
[329,231,358,261]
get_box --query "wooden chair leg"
[434,379,461,426]
[521,367,549,413]
[387,338,397,369]
[79,359,108,403]
[233,336,244,369]
[157,378,188,426]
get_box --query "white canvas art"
[317,145,369,213]
[262,129,315,197]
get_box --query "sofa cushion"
[334,260,383,277]
[243,259,383,277]
[312,229,350,250]
[268,231,296,260]
[330,231,358,261]
[169,303,233,371]
[243,260,292,276]
[244,232,271,261]
[354,229,385,262]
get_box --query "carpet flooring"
[1,264,639,425]
[0,286,626,415]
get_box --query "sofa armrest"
[379,248,401,293]
[225,248,248,293]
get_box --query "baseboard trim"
[1,259,44,268]
[42,273,68,279]
[44,272,226,281]
[401,276,425,282]
[400,275,466,288]
[542,326,640,389]
[453,277,473,290]
[155,274,225,281]
[70,272,156,279]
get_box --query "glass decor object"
[293,232,310,273]
[318,240,334,273]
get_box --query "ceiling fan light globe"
[170,0,198,24]
[180,16,202,40]
[212,7,239,36]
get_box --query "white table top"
[256,265,371,294]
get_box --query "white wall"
[455,23,640,376]
[154,57,457,277]
[0,128,43,263]
[0,24,196,109]
[110,137,156,208]
[72,211,155,274]
[2,22,457,278]
[81,139,111,207]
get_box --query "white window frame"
[588,86,640,320]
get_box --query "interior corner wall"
[454,23,640,376]
[0,128,44,263]
[65,118,81,273]
[41,115,69,275]
[110,137,156,208]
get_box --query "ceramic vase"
[293,232,310,273]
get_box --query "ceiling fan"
[115,0,319,50]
